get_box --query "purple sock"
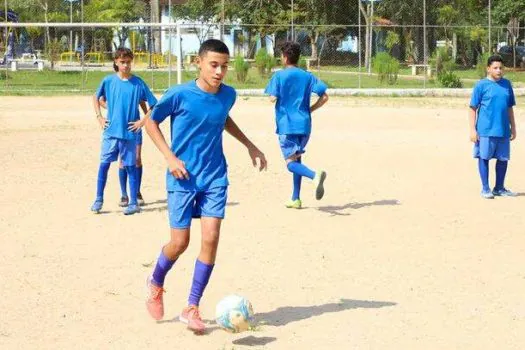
[188,260,214,306]
[151,251,176,287]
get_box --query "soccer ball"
[215,295,254,333]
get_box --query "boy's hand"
[168,155,189,180]
[248,145,267,171]
[511,127,517,141]
[469,129,479,143]
[97,115,108,130]
[128,119,144,132]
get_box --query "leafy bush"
[298,57,308,70]
[233,56,250,83]
[438,71,463,88]
[430,47,455,76]
[372,52,400,85]
[476,52,490,79]
[255,48,277,77]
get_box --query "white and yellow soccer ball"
[215,295,254,333]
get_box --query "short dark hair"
[487,54,503,67]
[199,39,229,57]
[113,47,133,72]
[281,41,301,65]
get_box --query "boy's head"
[486,55,503,80]
[196,39,230,89]
[113,47,134,73]
[281,41,301,66]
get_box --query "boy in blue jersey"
[99,98,149,207]
[144,39,267,333]
[469,55,517,199]
[265,41,329,209]
[91,48,157,215]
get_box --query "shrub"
[372,52,400,85]
[233,55,250,83]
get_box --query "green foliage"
[233,56,250,83]
[438,71,463,88]
[372,52,399,85]
[255,48,276,77]
[298,57,308,70]
[384,31,400,52]
[46,38,62,70]
[476,53,491,79]
[430,47,455,76]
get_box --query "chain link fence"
[1,2,524,94]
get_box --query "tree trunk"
[310,30,318,60]
[150,0,161,53]
[359,2,371,71]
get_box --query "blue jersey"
[264,67,327,135]
[470,78,515,138]
[96,74,157,140]
[150,80,237,192]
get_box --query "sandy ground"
[1,96,524,350]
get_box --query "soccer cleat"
[137,192,145,206]
[180,305,206,333]
[123,204,141,215]
[481,190,495,199]
[118,196,129,207]
[492,188,517,197]
[145,276,165,321]
[285,199,302,209]
[91,199,103,213]
[313,170,327,200]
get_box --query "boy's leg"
[92,136,118,213]
[91,162,111,213]
[136,143,144,205]
[494,160,507,191]
[118,159,128,207]
[493,139,516,196]
[181,187,226,333]
[146,190,195,320]
[119,139,140,215]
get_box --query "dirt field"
[1,96,524,350]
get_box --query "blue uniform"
[96,74,157,165]
[265,67,327,158]
[470,78,515,160]
[151,80,236,228]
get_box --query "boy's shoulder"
[219,82,236,97]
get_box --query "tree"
[170,0,219,45]
[84,0,146,50]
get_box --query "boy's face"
[487,61,503,80]
[197,51,229,89]
[114,56,133,74]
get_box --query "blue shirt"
[150,80,237,192]
[470,78,515,138]
[96,74,157,140]
[264,67,327,135]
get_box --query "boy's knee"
[202,230,220,248]
[168,235,190,254]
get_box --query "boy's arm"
[98,96,107,109]
[310,93,329,113]
[128,101,151,132]
[92,94,107,130]
[269,96,277,103]
[224,116,267,171]
[509,107,516,141]
[468,107,478,143]
[145,114,189,179]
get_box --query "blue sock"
[118,167,128,197]
[151,251,176,287]
[136,166,143,194]
[495,160,508,191]
[188,260,214,306]
[96,162,111,200]
[125,165,138,205]
[287,160,315,180]
[292,158,302,200]
[478,158,490,192]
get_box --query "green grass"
[0,66,491,95]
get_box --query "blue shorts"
[473,136,510,161]
[167,186,228,229]
[136,130,143,145]
[278,134,310,159]
[100,135,136,166]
